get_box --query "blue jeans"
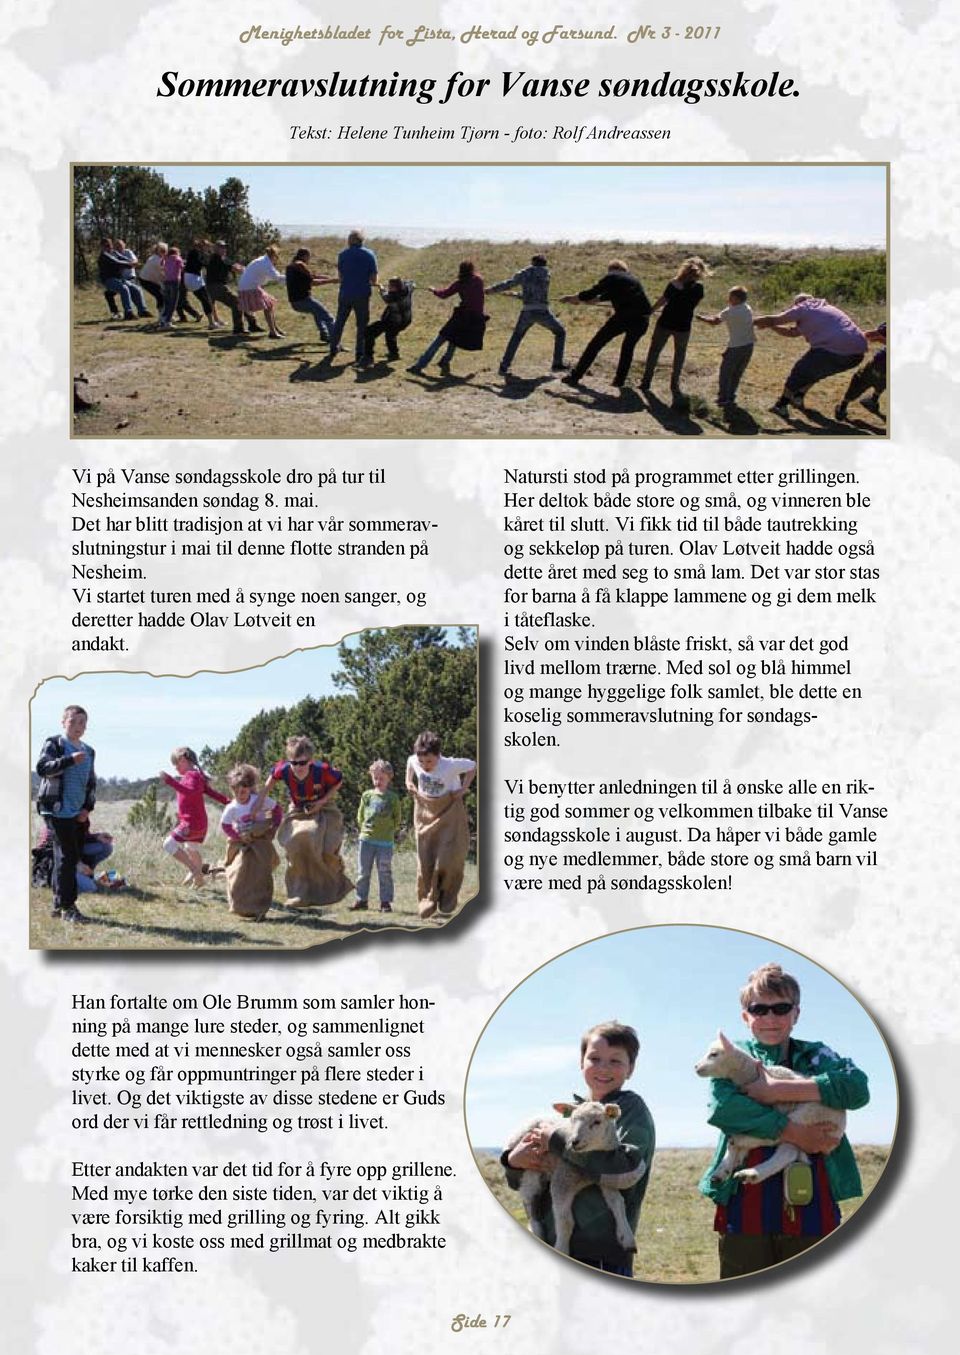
[414,333,456,369]
[77,838,113,893]
[290,295,334,339]
[332,295,370,359]
[356,840,394,905]
[500,309,566,371]
[161,280,181,324]
[104,277,135,317]
[121,276,150,315]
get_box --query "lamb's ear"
[553,1102,575,1117]
[719,1031,735,1051]
[604,1104,622,1120]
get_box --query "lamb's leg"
[711,1143,744,1184]
[599,1186,638,1253]
[735,1142,803,1185]
[519,1173,550,1240]
[552,1193,575,1255]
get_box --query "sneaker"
[561,373,582,387]
[551,361,571,372]
[438,359,451,372]
[356,357,373,369]
[770,399,791,418]
[407,364,425,374]
[860,394,882,415]
[784,390,807,412]
[349,900,369,911]
[246,322,265,333]
[639,380,652,393]
[834,402,849,421]
[52,905,90,925]
[380,903,393,913]
[386,351,400,362]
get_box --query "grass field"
[474,1143,890,1284]
[73,238,886,441]
[30,800,478,951]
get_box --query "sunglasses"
[746,1001,795,1017]
[291,759,310,767]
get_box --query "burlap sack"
[276,806,353,908]
[223,829,279,921]
[413,792,470,919]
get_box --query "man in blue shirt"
[330,230,378,366]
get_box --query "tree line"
[200,626,478,841]
[74,166,277,282]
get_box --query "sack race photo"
[222,822,280,921]
[276,806,353,908]
[413,792,470,919]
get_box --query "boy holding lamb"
[500,1021,655,1276]
[697,962,869,1279]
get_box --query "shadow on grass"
[486,374,556,401]
[545,380,651,419]
[640,390,705,435]
[698,404,762,436]
[768,406,875,436]
[355,362,394,385]
[289,358,351,383]
[243,341,311,362]
[406,368,479,389]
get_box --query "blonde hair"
[170,746,199,768]
[369,759,393,779]
[675,256,709,282]
[740,963,801,1008]
[285,734,314,760]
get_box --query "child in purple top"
[754,294,868,417]
[409,261,487,375]
[159,247,185,329]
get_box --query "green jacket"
[503,1089,656,1266]
[698,1036,869,1206]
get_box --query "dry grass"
[73,238,887,441]
[30,801,478,951]
[474,1143,890,1284]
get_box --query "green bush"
[759,252,886,308]
[127,783,172,834]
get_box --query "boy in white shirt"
[696,286,755,414]
[405,731,476,802]
[405,731,476,919]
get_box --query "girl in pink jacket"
[160,747,228,888]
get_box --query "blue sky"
[466,926,898,1148]
[31,627,473,779]
[158,164,887,248]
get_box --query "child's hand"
[507,1129,551,1170]
[72,750,87,763]
[742,1067,792,1103]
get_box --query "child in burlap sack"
[217,764,282,921]
[263,735,353,908]
[405,731,475,919]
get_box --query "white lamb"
[502,1100,647,1256]
[694,1031,845,1186]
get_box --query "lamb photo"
[30,625,478,949]
[73,163,887,440]
[466,925,896,1284]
